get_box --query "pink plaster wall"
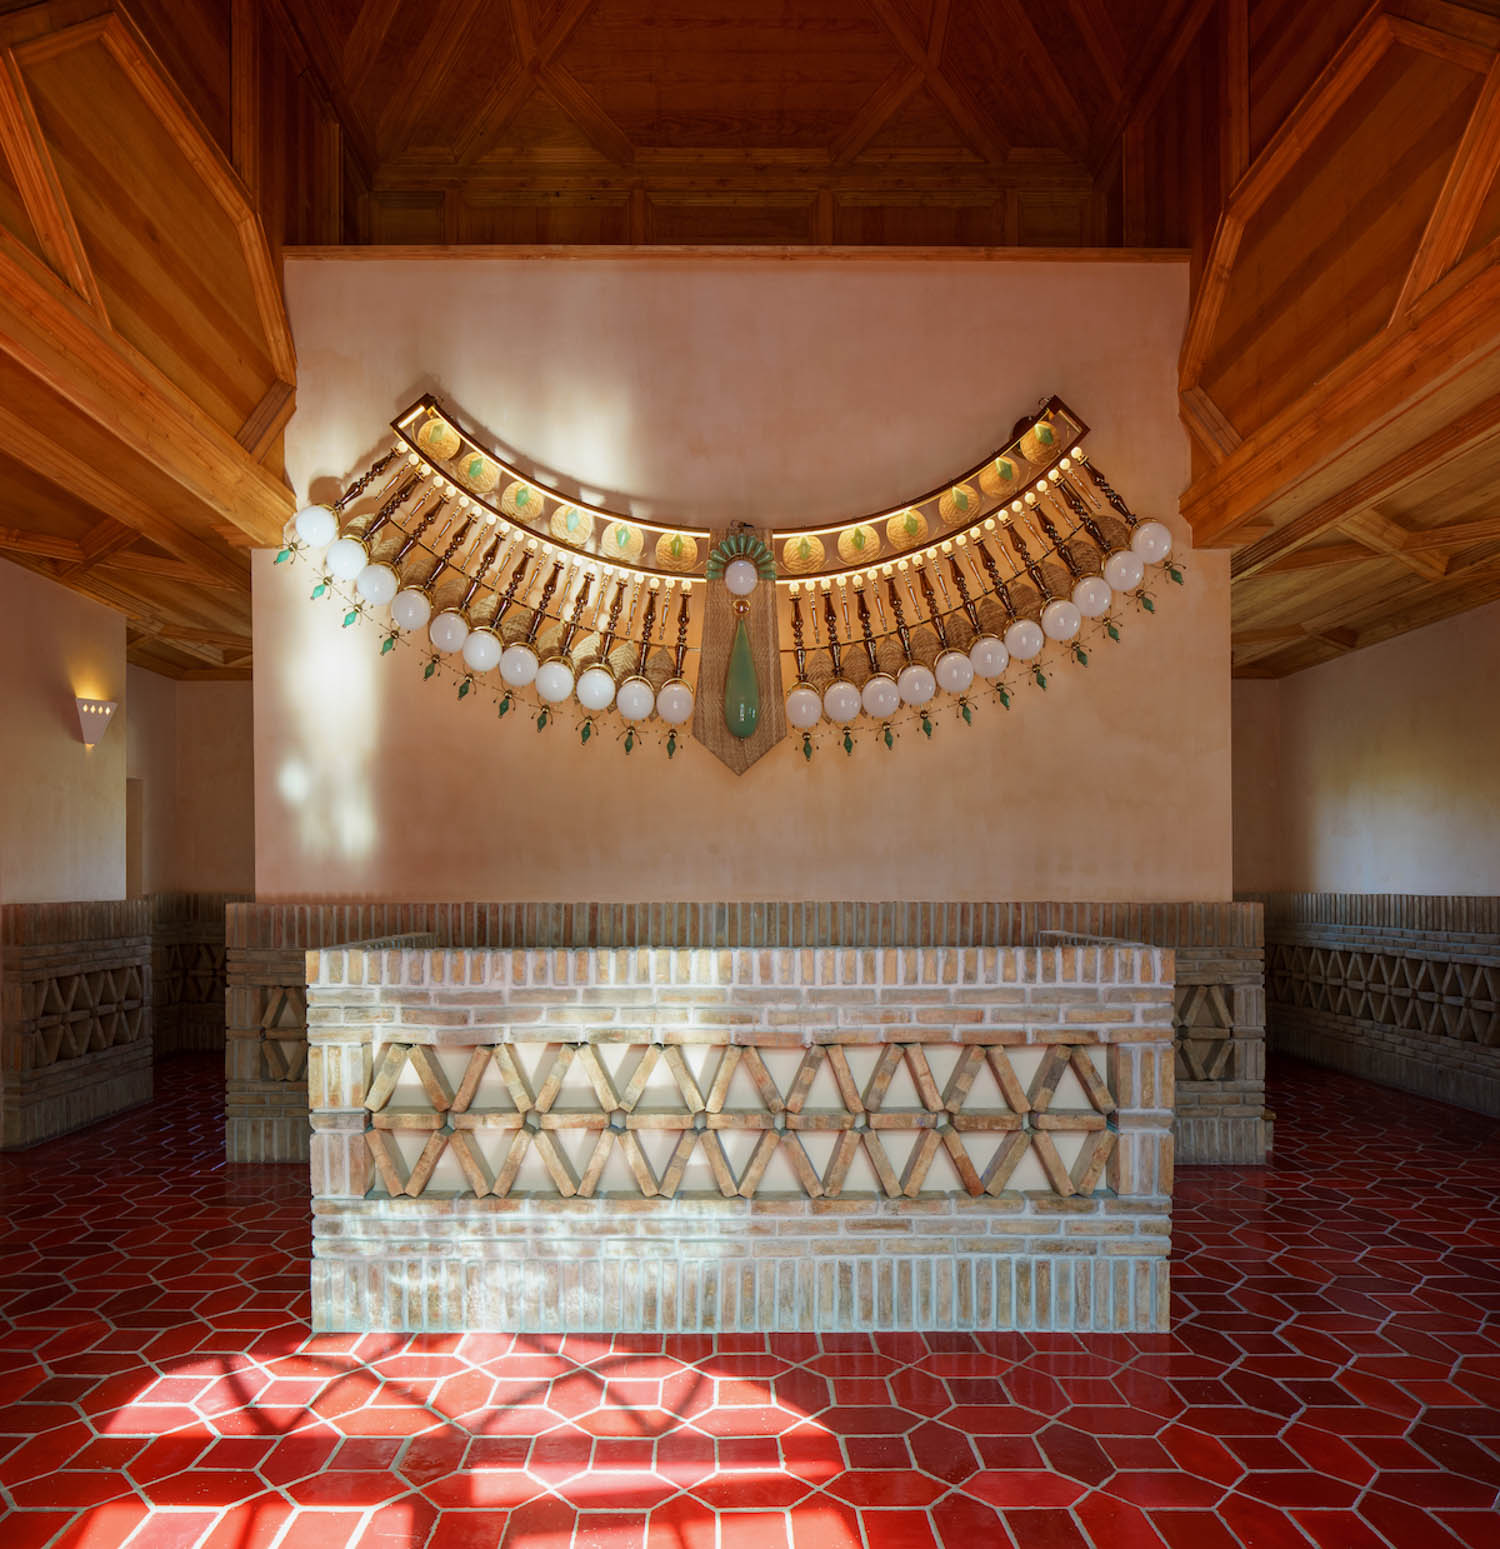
[174,683,255,892]
[1240,599,1500,894]
[1231,680,1283,894]
[258,254,1232,903]
[0,557,126,903]
[125,664,176,896]
[126,665,255,895]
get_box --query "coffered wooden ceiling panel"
[3,0,1500,684]
[1200,42,1483,435]
[23,39,282,436]
[0,2,291,678]
[557,0,904,151]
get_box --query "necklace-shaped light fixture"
[283,394,1184,773]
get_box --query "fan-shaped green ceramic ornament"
[706,532,776,582]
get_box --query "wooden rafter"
[1220,0,1249,191]
[1180,12,1395,387]
[100,551,245,590]
[0,525,78,561]
[863,0,1008,164]
[54,517,136,579]
[230,0,259,201]
[1233,623,1360,669]
[69,12,298,385]
[1258,541,1373,574]
[1339,507,1450,580]
[0,228,292,547]
[1393,55,1500,314]
[0,48,104,314]
[262,0,376,182]
[1092,0,1220,175]
[0,395,252,588]
[539,66,634,166]
[1402,514,1500,551]
[1180,384,1242,462]
[1064,0,1126,100]
[236,381,297,463]
[376,0,486,158]
[343,0,405,94]
[830,62,923,166]
[1189,242,1500,548]
[453,0,609,167]
[983,0,1089,159]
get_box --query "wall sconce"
[76,698,117,747]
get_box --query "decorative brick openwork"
[1,901,153,1149]
[228,901,1265,1167]
[151,893,246,1057]
[1257,893,1500,1117]
[308,945,1176,1334]
[359,1038,1121,1204]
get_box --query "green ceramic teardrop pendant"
[724,616,759,739]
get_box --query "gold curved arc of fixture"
[392,394,1087,585]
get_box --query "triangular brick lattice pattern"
[362,1040,1118,1201]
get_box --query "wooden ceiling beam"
[1259,541,1374,573]
[1339,506,1451,580]
[375,0,486,159]
[1229,384,1500,579]
[149,625,252,650]
[0,48,105,314]
[375,153,1093,201]
[1092,0,1220,176]
[1188,249,1500,548]
[342,0,405,95]
[831,63,923,166]
[264,0,376,181]
[540,66,634,166]
[984,0,1090,159]
[1394,55,1500,314]
[0,525,81,562]
[176,666,254,681]
[0,398,251,590]
[54,515,136,579]
[863,0,1008,164]
[1180,384,1242,463]
[96,13,297,385]
[1064,0,1126,100]
[0,245,293,548]
[236,380,297,463]
[1221,0,1249,191]
[455,0,628,168]
[1401,514,1500,551]
[1181,14,1394,389]
[97,550,244,590]
[1232,622,1359,669]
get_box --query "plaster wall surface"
[126,668,255,896]
[261,254,1231,902]
[1233,598,1500,894]
[0,557,125,904]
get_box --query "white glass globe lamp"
[293,504,337,548]
[390,588,432,632]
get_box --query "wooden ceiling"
[0,0,1498,678]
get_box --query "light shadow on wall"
[273,582,377,868]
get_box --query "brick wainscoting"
[151,892,247,1057]
[0,900,153,1148]
[307,944,1176,1333]
[226,901,1266,1167]
[1256,893,1500,1117]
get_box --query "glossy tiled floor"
[2,1056,1498,1549]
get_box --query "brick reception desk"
[307,943,1176,1333]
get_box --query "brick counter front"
[307,945,1176,1333]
